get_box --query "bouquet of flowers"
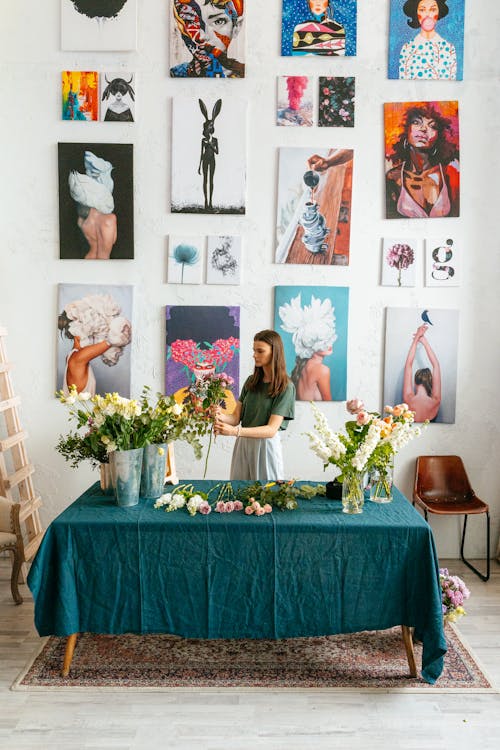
[440,568,470,623]
[386,242,415,287]
[306,398,426,482]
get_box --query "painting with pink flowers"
[166,306,240,413]
[318,77,355,127]
[381,238,420,287]
[277,76,313,127]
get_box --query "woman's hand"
[214,416,238,437]
[414,324,428,341]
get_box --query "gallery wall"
[1,1,499,557]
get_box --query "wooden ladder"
[0,327,44,569]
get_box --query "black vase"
[325,480,343,500]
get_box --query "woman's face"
[253,341,273,368]
[408,116,438,150]
[309,0,329,15]
[199,2,236,52]
[417,1,439,32]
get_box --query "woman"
[403,324,441,422]
[399,0,457,80]
[171,0,245,78]
[214,330,295,480]
[292,1,345,56]
[278,293,337,401]
[386,104,459,218]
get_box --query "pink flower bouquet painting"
[381,238,420,287]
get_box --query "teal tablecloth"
[28,480,447,683]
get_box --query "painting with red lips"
[384,100,459,220]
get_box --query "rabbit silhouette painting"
[171,96,246,214]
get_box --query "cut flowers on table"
[306,398,427,482]
[439,568,470,623]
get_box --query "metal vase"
[109,448,144,507]
[140,443,168,499]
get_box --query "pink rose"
[356,411,371,426]
[224,501,235,513]
[245,506,254,515]
[346,398,364,415]
[199,502,211,515]
[263,504,273,513]
[251,501,262,511]
[255,507,265,516]
[233,500,243,511]
[215,501,226,513]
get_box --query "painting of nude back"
[276,147,353,265]
[274,285,349,402]
[383,307,459,424]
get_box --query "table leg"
[401,625,417,677]
[61,633,78,677]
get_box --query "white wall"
[1,1,499,558]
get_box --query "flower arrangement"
[56,385,203,468]
[386,242,415,287]
[168,337,239,379]
[440,568,470,623]
[154,481,325,517]
[306,398,426,482]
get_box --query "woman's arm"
[70,340,111,365]
[308,149,352,172]
[420,336,442,401]
[214,401,241,427]
[214,413,284,439]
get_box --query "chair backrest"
[414,455,474,503]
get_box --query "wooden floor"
[1,556,499,750]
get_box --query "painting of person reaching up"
[403,323,441,422]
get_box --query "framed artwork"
[166,306,240,412]
[318,76,355,127]
[425,237,460,286]
[281,0,357,57]
[383,307,459,424]
[169,0,245,78]
[61,0,137,51]
[171,96,246,215]
[274,285,349,402]
[389,0,465,81]
[168,236,205,284]
[206,236,242,285]
[62,71,99,121]
[381,238,420,287]
[384,100,460,219]
[277,76,313,127]
[100,73,135,122]
[276,147,353,265]
[58,143,134,260]
[57,283,133,397]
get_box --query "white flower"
[172,403,183,416]
[278,294,337,359]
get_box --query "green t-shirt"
[239,378,295,431]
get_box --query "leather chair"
[0,496,24,604]
[413,455,490,582]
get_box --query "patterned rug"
[13,626,494,691]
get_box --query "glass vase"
[109,447,144,507]
[140,443,168,499]
[341,471,365,514]
[368,461,394,504]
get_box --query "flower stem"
[203,427,213,479]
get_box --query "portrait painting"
[276,147,353,266]
[389,0,465,81]
[171,96,246,215]
[100,73,135,122]
[62,71,99,121]
[425,237,460,286]
[381,237,420,287]
[58,142,134,260]
[384,100,460,220]
[168,236,205,284]
[166,306,240,413]
[57,283,133,398]
[383,307,459,424]
[169,0,245,78]
[277,76,313,127]
[318,76,355,128]
[274,286,349,402]
[281,0,357,57]
[206,236,242,285]
[61,0,138,51]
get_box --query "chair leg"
[10,549,23,605]
[460,513,490,582]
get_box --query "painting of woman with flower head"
[274,286,349,402]
[384,100,459,219]
[170,0,245,78]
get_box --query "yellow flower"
[157,447,165,456]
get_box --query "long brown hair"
[415,367,433,397]
[246,330,290,397]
